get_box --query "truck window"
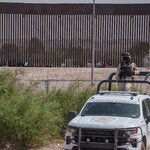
[142,100,149,119]
[81,102,140,118]
[145,99,150,112]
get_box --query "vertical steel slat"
[133,15,135,62]
[1,13,3,65]
[39,14,41,66]
[57,15,60,67]
[13,14,16,65]
[58,14,61,67]
[111,15,114,66]
[117,15,119,66]
[125,15,128,51]
[54,14,57,67]
[138,15,141,65]
[127,15,133,51]
[23,14,25,65]
[109,15,112,65]
[5,14,8,63]
[141,15,144,64]
[41,14,43,66]
[95,14,99,64]
[88,14,91,65]
[130,16,135,57]
[73,15,76,67]
[43,14,46,66]
[121,15,123,51]
[72,15,75,67]
[102,15,105,65]
[10,13,12,65]
[82,15,85,67]
[50,14,53,67]
[29,14,31,66]
[73,15,77,65]
[6,14,8,62]
[108,15,111,65]
[39,14,42,66]
[10,13,12,61]
[61,14,64,67]
[109,15,112,66]
[2,14,6,63]
[0,4,149,67]
[46,14,49,66]
[85,14,88,67]
[117,15,120,65]
[135,14,138,64]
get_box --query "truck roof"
[87,91,150,105]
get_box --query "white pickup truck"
[65,72,150,150]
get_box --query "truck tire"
[141,141,146,150]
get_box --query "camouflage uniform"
[116,52,139,91]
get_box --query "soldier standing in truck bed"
[116,52,139,91]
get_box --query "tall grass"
[0,70,95,148]
[47,83,96,136]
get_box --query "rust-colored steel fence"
[0,3,150,67]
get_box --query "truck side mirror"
[68,111,77,119]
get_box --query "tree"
[64,46,91,67]
[1,43,19,66]
[27,37,45,66]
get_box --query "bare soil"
[29,140,65,150]
[1,140,65,150]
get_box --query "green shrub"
[0,70,96,148]
[47,83,95,137]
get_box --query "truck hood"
[69,116,139,129]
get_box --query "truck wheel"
[141,141,146,150]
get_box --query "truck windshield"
[81,102,140,118]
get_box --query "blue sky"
[0,0,150,3]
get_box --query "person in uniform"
[116,52,139,91]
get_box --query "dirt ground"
[1,140,65,150]
[29,140,65,150]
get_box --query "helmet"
[121,52,131,64]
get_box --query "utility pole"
[91,0,96,86]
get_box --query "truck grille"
[81,128,127,143]
[77,128,129,149]
[82,129,114,136]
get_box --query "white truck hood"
[69,116,139,129]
